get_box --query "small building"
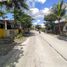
[0,20,19,39]
[63,23,67,35]
[54,21,67,35]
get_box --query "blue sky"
[27,0,67,25]
[35,0,67,9]
[1,0,67,24]
[35,0,58,9]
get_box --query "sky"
[27,0,67,25]
[1,0,67,25]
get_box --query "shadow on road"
[0,31,36,67]
[3,47,24,67]
[57,35,67,41]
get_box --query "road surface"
[4,31,67,67]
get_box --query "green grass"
[14,33,26,44]
[15,33,23,39]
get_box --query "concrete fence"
[0,29,18,39]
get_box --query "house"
[0,20,5,38]
[63,22,67,35]
[0,20,19,39]
[54,21,67,35]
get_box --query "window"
[0,24,4,28]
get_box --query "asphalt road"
[4,31,67,67]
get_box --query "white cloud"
[33,19,41,25]
[28,0,46,4]
[27,0,46,8]
[26,0,52,25]
[29,7,51,19]
[41,8,51,15]
[28,6,51,25]
[33,22,37,25]
[37,20,40,22]
[33,15,44,19]
[40,23,45,28]
[30,8,39,15]
[35,0,46,4]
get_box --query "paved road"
[4,31,67,67]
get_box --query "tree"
[0,3,8,30]
[0,0,28,21]
[52,0,66,34]
[0,0,29,30]
[44,14,57,21]
[0,0,28,9]
[35,25,41,30]
[19,13,33,33]
[5,0,28,21]
[44,14,57,33]
[45,21,55,33]
[0,0,33,35]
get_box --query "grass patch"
[15,33,23,39]
[14,33,26,44]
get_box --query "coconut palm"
[0,0,28,9]
[52,0,66,34]
[0,0,33,34]
[0,0,29,30]
[0,0,28,19]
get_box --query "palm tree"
[0,0,29,30]
[52,0,66,34]
[0,0,33,34]
[0,0,28,9]
[0,0,28,20]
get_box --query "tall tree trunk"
[5,20,7,30]
[4,20,8,37]
[58,20,62,35]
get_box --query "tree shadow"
[2,44,24,67]
[57,35,67,41]
[0,31,35,67]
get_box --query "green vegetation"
[0,0,32,55]
[45,21,55,33]
[44,0,66,34]
[52,0,66,34]
[0,0,33,34]
[35,25,41,30]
